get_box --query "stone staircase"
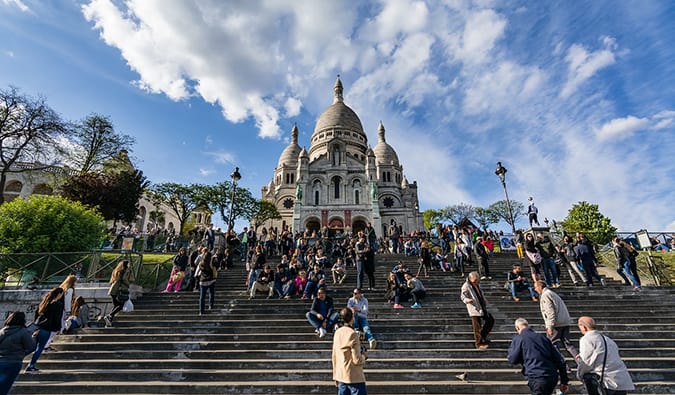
[13,251,675,394]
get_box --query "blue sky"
[1,0,674,232]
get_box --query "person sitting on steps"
[306,288,338,338]
[506,264,538,302]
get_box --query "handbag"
[122,299,134,313]
[582,335,608,395]
[116,289,130,302]
[172,271,185,282]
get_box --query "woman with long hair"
[197,254,218,315]
[64,296,90,333]
[104,260,132,328]
[0,311,35,391]
[25,287,64,373]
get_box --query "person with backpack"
[196,253,218,315]
[25,287,64,373]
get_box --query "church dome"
[310,77,368,158]
[372,121,399,165]
[277,124,302,168]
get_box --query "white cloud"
[199,168,214,177]
[284,97,302,117]
[595,115,650,140]
[560,36,617,98]
[2,0,30,12]
[4,50,14,57]
[205,150,235,165]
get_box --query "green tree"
[0,195,105,253]
[147,183,206,236]
[473,207,499,231]
[422,209,444,231]
[560,201,617,245]
[70,114,135,175]
[248,199,282,231]
[488,200,525,230]
[0,86,70,204]
[202,181,257,230]
[444,203,475,225]
[62,169,148,224]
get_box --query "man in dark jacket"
[535,233,560,287]
[305,288,338,338]
[507,317,569,395]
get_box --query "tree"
[444,203,475,225]
[422,209,444,231]
[70,114,135,175]
[0,195,105,253]
[202,181,257,229]
[0,86,70,204]
[560,201,617,245]
[473,207,499,231]
[488,200,525,230]
[248,199,282,231]
[147,183,205,236]
[62,169,148,224]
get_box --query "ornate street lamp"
[495,162,516,235]
[228,167,241,231]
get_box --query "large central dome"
[309,77,368,160]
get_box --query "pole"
[228,182,237,231]
[501,179,516,235]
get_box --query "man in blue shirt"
[507,317,569,395]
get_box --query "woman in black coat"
[25,287,64,373]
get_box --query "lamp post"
[228,167,241,231]
[494,161,516,235]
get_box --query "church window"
[291,173,295,183]
[383,196,394,208]
[332,176,341,199]
[314,190,320,205]
[355,190,360,205]
[283,198,294,209]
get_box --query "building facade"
[262,77,421,237]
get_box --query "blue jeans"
[353,315,374,342]
[199,283,215,313]
[306,311,338,330]
[622,260,641,287]
[542,258,559,286]
[337,381,367,395]
[0,361,22,394]
[510,282,537,299]
[28,328,50,368]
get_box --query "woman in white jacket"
[575,316,635,394]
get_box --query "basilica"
[261,77,421,238]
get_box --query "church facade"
[261,77,421,237]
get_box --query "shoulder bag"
[582,335,608,395]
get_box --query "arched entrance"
[352,219,367,235]
[304,218,321,235]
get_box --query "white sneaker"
[369,339,377,350]
[318,328,327,338]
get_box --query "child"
[331,257,347,285]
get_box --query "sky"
[1,0,674,233]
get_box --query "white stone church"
[262,77,421,237]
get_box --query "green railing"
[0,251,143,289]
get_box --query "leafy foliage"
[444,203,475,225]
[248,199,282,231]
[473,207,499,231]
[147,183,206,236]
[0,86,70,204]
[560,201,617,245]
[488,199,525,230]
[202,181,257,229]
[0,195,105,253]
[422,209,444,231]
[70,114,135,174]
[62,169,148,224]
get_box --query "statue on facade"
[296,184,303,201]
[370,181,377,200]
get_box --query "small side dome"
[277,124,302,168]
[372,121,399,166]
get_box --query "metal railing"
[0,251,143,289]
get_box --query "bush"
[0,195,105,253]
